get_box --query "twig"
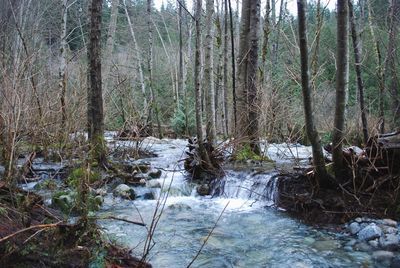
[0,221,63,243]
[94,216,146,226]
[187,201,230,268]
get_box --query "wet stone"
[113,184,136,200]
[358,223,382,241]
[383,219,398,228]
[148,169,162,179]
[349,222,361,235]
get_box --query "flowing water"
[97,138,375,268]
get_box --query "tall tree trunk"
[123,0,147,119]
[87,0,106,164]
[103,0,118,96]
[310,0,323,90]
[222,0,229,136]
[204,0,216,143]
[297,0,328,187]
[260,0,271,85]
[194,0,211,167]
[332,0,349,178]
[59,0,68,133]
[228,0,237,132]
[367,0,386,133]
[349,0,368,144]
[237,0,261,154]
[387,0,400,127]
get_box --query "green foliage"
[321,131,332,145]
[67,167,100,188]
[34,179,57,190]
[170,101,196,136]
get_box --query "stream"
[95,137,375,268]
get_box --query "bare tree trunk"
[228,0,237,132]
[387,0,400,127]
[87,0,106,164]
[204,0,216,143]
[310,0,323,90]
[297,0,328,187]
[123,0,147,118]
[222,0,229,136]
[59,0,68,133]
[237,0,261,154]
[349,0,368,144]
[215,1,223,135]
[260,0,271,85]
[367,0,386,133]
[332,0,349,178]
[103,0,118,96]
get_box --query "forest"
[0,0,400,267]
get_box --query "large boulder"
[358,223,382,241]
[113,184,136,200]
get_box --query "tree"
[59,0,68,133]
[349,0,368,144]
[332,0,349,177]
[194,0,212,168]
[297,0,329,187]
[87,0,106,164]
[387,0,400,127]
[204,0,216,143]
[236,0,261,154]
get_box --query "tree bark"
[387,0,400,127]
[237,0,261,154]
[204,0,216,143]
[228,0,237,132]
[87,0,106,164]
[194,0,211,167]
[222,0,229,136]
[297,0,328,187]
[332,0,349,178]
[103,0,118,96]
[260,0,271,85]
[367,0,386,133]
[123,0,147,118]
[59,0,68,132]
[349,0,368,144]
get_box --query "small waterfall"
[210,171,280,206]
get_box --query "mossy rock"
[234,144,272,162]
[52,190,76,214]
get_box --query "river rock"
[383,219,398,228]
[369,239,379,248]
[148,169,162,179]
[113,184,136,199]
[312,240,340,251]
[349,222,361,235]
[358,223,382,241]
[142,192,155,200]
[379,234,399,250]
[381,225,398,234]
[372,250,394,262]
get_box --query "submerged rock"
[197,184,210,196]
[358,223,382,241]
[372,250,394,262]
[379,234,399,250]
[147,180,161,188]
[113,184,136,200]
